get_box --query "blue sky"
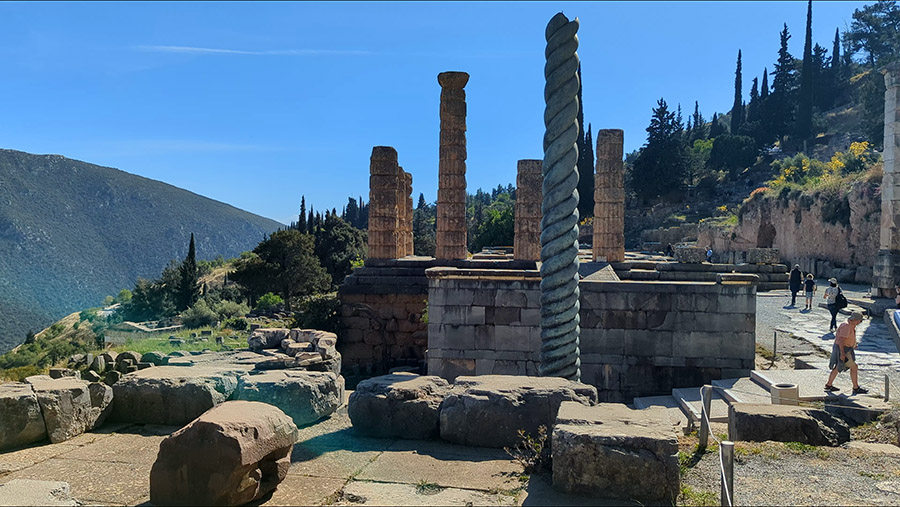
[0,1,866,225]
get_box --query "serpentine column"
[593,129,625,263]
[436,71,470,260]
[539,12,581,381]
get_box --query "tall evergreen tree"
[831,27,841,79]
[575,64,594,219]
[771,23,797,141]
[748,78,760,121]
[307,206,315,234]
[796,0,815,142]
[812,43,830,109]
[631,98,688,199]
[689,101,707,142]
[298,196,307,232]
[760,68,769,98]
[344,197,360,228]
[417,193,427,209]
[176,233,199,312]
[731,50,743,134]
[709,112,726,138]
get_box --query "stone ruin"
[874,62,900,298]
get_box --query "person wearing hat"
[825,311,868,394]
[788,264,802,307]
[823,278,841,332]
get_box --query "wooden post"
[721,440,734,506]
[886,374,891,402]
[771,331,777,368]
[699,385,712,451]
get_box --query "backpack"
[835,288,848,310]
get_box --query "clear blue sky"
[0,1,866,225]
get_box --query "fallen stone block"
[116,351,141,365]
[248,328,290,351]
[89,355,107,374]
[100,351,118,365]
[0,383,47,451]
[26,377,112,443]
[83,370,101,383]
[149,400,298,506]
[0,479,78,506]
[440,375,597,448]
[825,394,893,425]
[552,402,679,504]
[234,370,344,427]
[110,366,243,425]
[747,248,781,264]
[349,374,452,439]
[729,402,850,446]
[104,370,122,386]
[140,351,166,366]
[48,368,80,380]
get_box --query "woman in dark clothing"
[789,264,802,307]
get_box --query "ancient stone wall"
[426,268,756,401]
[514,159,542,261]
[593,129,625,262]
[697,180,881,284]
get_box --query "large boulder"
[439,375,598,448]
[110,366,244,425]
[729,403,850,446]
[26,376,112,444]
[552,402,679,504]
[149,400,298,506]
[234,370,344,427]
[349,374,452,439]
[0,383,47,451]
[248,328,290,351]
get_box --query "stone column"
[592,129,625,263]
[514,160,542,261]
[874,62,900,297]
[436,71,470,261]
[400,168,414,257]
[368,146,401,260]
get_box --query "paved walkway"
[0,396,621,507]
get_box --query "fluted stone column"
[592,129,625,263]
[436,71,470,261]
[514,160,542,261]
[368,146,401,260]
[874,62,900,297]
[400,169,414,257]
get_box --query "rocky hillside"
[0,149,283,353]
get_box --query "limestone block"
[234,371,344,427]
[674,246,707,263]
[552,402,679,504]
[48,368,80,380]
[348,373,452,439]
[27,377,112,444]
[0,383,47,451]
[728,403,850,446]
[747,248,781,264]
[111,366,242,425]
[116,351,141,365]
[140,351,167,366]
[89,355,107,374]
[439,375,597,448]
[248,328,291,351]
[149,400,298,506]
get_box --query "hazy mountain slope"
[0,149,283,352]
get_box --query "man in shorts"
[825,311,868,394]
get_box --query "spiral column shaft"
[539,12,581,381]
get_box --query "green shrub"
[214,300,249,321]
[256,292,283,311]
[224,317,249,331]
[181,300,218,328]
[291,293,340,333]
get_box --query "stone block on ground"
[439,375,598,448]
[248,328,290,351]
[26,377,112,444]
[0,479,78,506]
[747,248,780,264]
[729,402,850,446]
[140,351,166,366]
[48,368,80,380]
[825,394,893,425]
[552,402,679,504]
[83,370,101,383]
[0,383,47,451]
[149,400,299,506]
[110,366,243,425]
[674,246,706,263]
[234,370,344,427]
[349,373,452,439]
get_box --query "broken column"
[400,169,414,257]
[368,146,401,260]
[436,71,470,261]
[593,129,625,263]
[874,62,900,297]
[514,159,542,261]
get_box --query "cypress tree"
[690,101,707,142]
[771,24,797,141]
[417,193,427,209]
[831,27,841,78]
[747,77,760,121]
[731,50,743,134]
[176,233,199,312]
[761,68,769,99]
[575,64,594,219]
[298,196,307,232]
[307,206,315,234]
[709,112,726,138]
[796,0,814,142]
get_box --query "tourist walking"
[789,264,802,307]
[823,278,845,332]
[705,246,713,263]
[803,274,816,310]
[824,312,868,394]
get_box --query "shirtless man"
[824,311,868,394]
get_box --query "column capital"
[438,71,470,89]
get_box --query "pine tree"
[747,77,760,122]
[795,0,814,142]
[417,193,427,209]
[771,23,797,141]
[298,196,307,232]
[176,233,199,312]
[731,50,743,134]
[709,112,726,138]
[344,197,360,228]
[812,43,830,109]
[631,98,689,199]
[690,101,707,142]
